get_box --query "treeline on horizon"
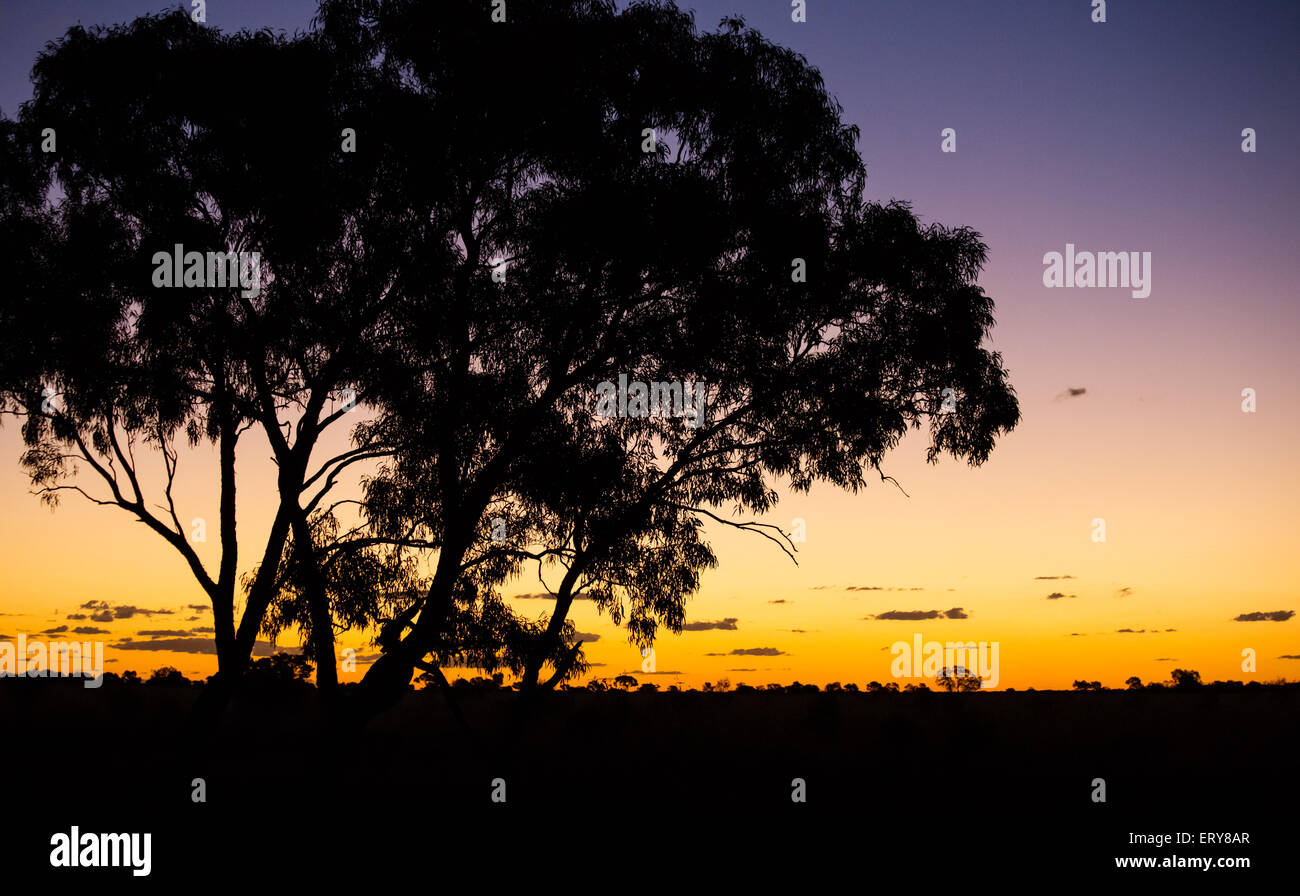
[5,653,1293,694]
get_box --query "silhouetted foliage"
[445,673,505,691]
[937,668,983,692]
[147,666,192,688]
[243,652,314,690]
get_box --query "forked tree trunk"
[519,560,585,691]
[188,506,294,730]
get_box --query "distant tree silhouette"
[243,652,314,688]
[443,673,504,691]
[147,666,191,688]
[1125,676,1143,690]
[1072,680,1103,691]
[1170,669,1202,689]
[937,667,983,692]
[612,674,638,690]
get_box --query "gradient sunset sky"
[1,0,1297,689]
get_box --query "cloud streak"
[80,600,174,621]
[112,637,288,656]
[1234,610,1294,622]
[870,608,968,621]
[681,618,739,631]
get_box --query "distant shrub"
[244,652,313,688]
[146,666,191,688]
[937,669,983,692]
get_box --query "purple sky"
[5,2,1295,340]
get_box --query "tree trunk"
[290,513,338,699]
[188,666,236,741]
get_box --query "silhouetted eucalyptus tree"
[1,2,1020,730]
[310,0,1021,721]
[0,11,426,717]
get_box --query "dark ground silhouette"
[2,677,1293,880]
